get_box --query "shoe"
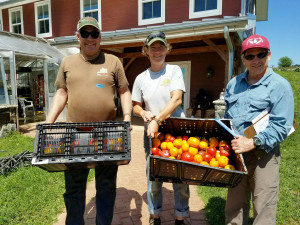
[175,219,185,225]
[149,217,161,225]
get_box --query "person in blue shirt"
[224,34,294,225]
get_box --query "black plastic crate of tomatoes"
[31,121,131,172]
[149,117,248,188]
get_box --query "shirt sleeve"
[114,56,129,88]
[169,65,186,93]
[131,74,143,103]
[55,58,67,89]
[256,80,294,152]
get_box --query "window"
[34,0,52,38]
[189,0,222,19]
[80,0,102,29]
[138,0,165,26]
[9,7,23,34]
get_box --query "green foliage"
[197,187,227,225]
[0,167,65,225]
[278,56,293,68]
[0,132,34,157]
[0,133,95,225]
[198,70,300,225]
[294,67,300,72]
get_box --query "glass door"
[44,58,65,121]
[167,61,191,115]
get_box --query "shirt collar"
[241,67,273,86]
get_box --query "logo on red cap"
[246,37,263,45]
[241,34,270,54]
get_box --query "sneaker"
[149,217,161,225]
[175,219,186,225]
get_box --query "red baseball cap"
[241,34,270,54]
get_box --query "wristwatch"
[153,117,162,126]
[253,136,262,149]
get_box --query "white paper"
[288,126,295,136]
[252,107,295,137]
[252,107,270,124]
[253,113,269,134]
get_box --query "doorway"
[167,61,191,115]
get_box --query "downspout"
[240,0,246,16]
[224,26,234,82]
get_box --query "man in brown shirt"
[47,17,132,225]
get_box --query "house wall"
[1,8,8,31]
[1,0,241,37]
[51,0,81,36]
[102,0,241,31]
[126,52,225,105]
[23,4,35,36]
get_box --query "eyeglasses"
[146,31,166,44]
[79,30,100,39]
[244,51,269,60]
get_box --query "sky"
[256,0,300,67]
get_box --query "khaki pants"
[225,146,280,225]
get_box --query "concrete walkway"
[21,119,208,225]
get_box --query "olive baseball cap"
[77,17,100,30]
[145,31,167,46]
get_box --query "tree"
[278,57,293,68]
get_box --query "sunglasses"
[79,30,100,39]
[244,51,269,60]
[146,31,166,44]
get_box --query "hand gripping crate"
[150,118,248,188]
[32,121,131,172]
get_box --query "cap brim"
[78,24,100,31]
[147,37,167,46]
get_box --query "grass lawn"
[198,69,300,225]
[0,133,95,225]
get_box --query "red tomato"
[198,150,205,157]
[219,145,231,157]
[206,147,217,157]
[152,147,160,155]
[181,152,194,162]
[169,136,175,143]
[182,136,189,141]
[203,153,213,163]
[220,150,230,157]
[154,132,165,141]
[221,144,231,151]
[159,149,170,158]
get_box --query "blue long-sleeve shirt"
[224,68,294,153]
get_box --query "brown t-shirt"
[55,52,129,122]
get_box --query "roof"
[54,14,256,47]
[0,30,65,59]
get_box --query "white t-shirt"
[132,64,186,117]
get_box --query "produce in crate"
[152,132,235,170]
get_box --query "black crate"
[32,121,131,172]
[149,117,248,188]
